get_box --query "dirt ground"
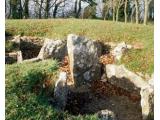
[65,84,142,120]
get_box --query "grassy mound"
[5,60,99,120]
[5,19,153,74]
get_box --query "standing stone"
[67,34,102,87]
[38,38,66,61]
[54,72,68,111]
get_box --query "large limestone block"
[67,34,102,87]
[38,38,66,60]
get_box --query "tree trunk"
[77,0,81,18]
[116,7,119,22]
[39,0,43,19]
[62,1,65,18]
[23,0,29,18]
[5,0,7,16]
[104,9,108,20]
[74,0,81,18]
[130,6,135,23]
[8,0,12,18]
[45,0,50,18]
[112,0,116,22]
[53,4,58,18]
[144,0,152,25]
[18,0,23,19]
[74,0,77,17]
[39,8,41,19]
[113,8,116,21]
[135,0,139,24]
[10,0,18,18]
[124,0,127,23]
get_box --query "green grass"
[5,19,153,74]
[5,60,99,120]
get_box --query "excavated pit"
[20,41,42,60]
[5,36,43,64]
[59,52,143,120]
[64,81,142,120]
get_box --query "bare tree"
[144,0,153,25]
[23,0,29,18]
[102,0,112,20]
[134,0,139,24]
[112,0,116,21]
[124,0,127,23]
[53,0,66,18]
[33,0,45,18]
[44,0,51,18]
[115,0,124,22]
[74,0,82,18]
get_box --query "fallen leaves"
[99,54,115,65]
[60,56,74,85]
[91,80,141,103]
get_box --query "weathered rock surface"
[5,51,23,64]
[22,57,41,63]
[11,35,43,45]
[17,51,23,63]
[67,34,102,87]
[111,42,131,61]
[148,73,154,86]
[11,35,21,43]
[54,72,68,111]
[38,38,66,60]
[141,76,154,120]
[105,64,148,92]
[98,109,117,120]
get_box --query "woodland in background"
[5,0,154,25]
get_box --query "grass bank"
[5,19,153,73]
[5,60,99,120]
